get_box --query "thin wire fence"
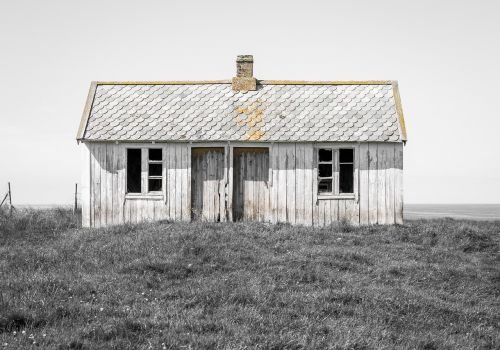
[0,182,82,213]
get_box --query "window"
[339,149,354,194]
[127,149,142,193]
[318,149,334,194]
[148,148,163,192]
[126,148,163,195]
[317,148,355,196]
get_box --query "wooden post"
[8,182,12,215]
[0,193,8,208]
[74,183,78,214]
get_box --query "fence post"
[74,183,78,214]
[0,193,7,208]
[8,182,12,215]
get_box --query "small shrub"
[0,312,31,333]
[456,227,495,252]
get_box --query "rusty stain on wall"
[234,99,266,140]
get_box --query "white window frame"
[316,145,357,200]
[147,148,163,194]
[125,146,164,200]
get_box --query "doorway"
[232,147,270,221]
[191,148,225,221]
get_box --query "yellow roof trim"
[260,80,393,85]
[95,80,232,85]
[392,81,407,142]
[92,79,393,86]
[76,81,98,141]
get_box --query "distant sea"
[404,204,500,221]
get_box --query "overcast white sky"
[0,0,499,205]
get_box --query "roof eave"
[391,81,408,142]
[76,81,98,142]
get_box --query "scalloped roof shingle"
[78,81,407,143]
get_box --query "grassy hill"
[0,209,499,350]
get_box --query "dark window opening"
[318,179,333,193]
[339,148,354,163]
[318,149,332,162]
[148,163,162,176]
[127,149,142,193]
[149,148,162,161]
[318,164,332,177]
[148,179,162,192]
[339,149,354,194]
[148,148,163,192]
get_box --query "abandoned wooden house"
[77,55,407,228]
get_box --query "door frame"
[188,141,274,222]
[189,143,228,221]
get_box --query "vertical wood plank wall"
[232,148,270,222]
[191,148,225,222]
[82,142,403,227]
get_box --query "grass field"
[0,209,499,350]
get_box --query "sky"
[0,0,499,205]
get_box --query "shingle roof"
[77,81,407,142]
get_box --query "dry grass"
[0,208,499,349]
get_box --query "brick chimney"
[232,55,257,91]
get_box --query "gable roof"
[77,80,407,143]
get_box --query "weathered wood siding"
[232,148,270,221]
[83,142,190,228]
[81,142,403,227]
[191,148,225,221]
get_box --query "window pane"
[149,148,162,161]
[318,149,332,162]
[149,163,162,176]
[127,149,142,193]
[318,164,332,177]
[149,178,162,192]
[339,164,354,193]
[339,148,353,163]
[318,179,333,193]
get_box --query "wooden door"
[191,148,225,221]
[232,148,270,221]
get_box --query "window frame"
[316,145,357,200]
[317,149,335,195]
[147,148,163,194]
[125,146,164,200]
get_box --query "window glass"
[148,163,162,177]
[339,149,354,194]
[339,148,353,163]
[318,149,332,162]
[318,179,333,193]
[127,149,141,193]
[148,179,162,192]
[339,163,353,193]
[318,164,332,177]
[148,148,162,192]
[149,148,162,161]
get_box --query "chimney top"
[232,55,257,91]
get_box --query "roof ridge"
[93,80,395,86]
